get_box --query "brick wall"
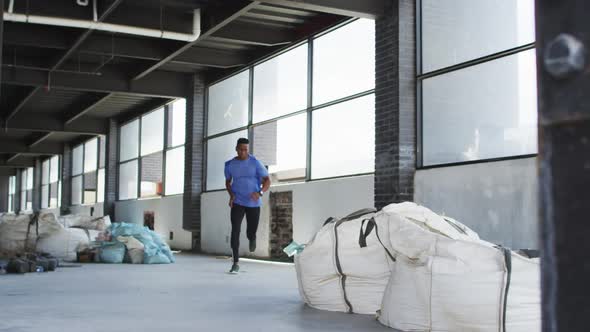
[104,119,118,218]
[183,74,205,249]
[269,191,293,261]
[374,0,416,209]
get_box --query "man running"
[224,138,271,273]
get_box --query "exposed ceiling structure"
[0,0,386,173]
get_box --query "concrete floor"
[0,254,395,332]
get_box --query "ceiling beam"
[132,1,261,80]
[5,87,40,122]
[0,161,34,168]
[63,93,113,125]
[2,66,189,98]
[116,98,174,124]
[209,22,294,46]
[0,139,62,154]
[0,168,17,176]
[254,0,387,19]
[8,114,108,135]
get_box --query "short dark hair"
[236,138,249,146]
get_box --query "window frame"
[71,137,105,206]
[415,0,538,169]
[203,18,376,192]
[117,99,186,201]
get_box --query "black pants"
[230,204,260,263]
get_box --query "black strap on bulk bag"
[323,216,337,227]
[442,216,468,235]
[340,208,377,222]
[358,218,375,248]
[366,218,396,262]
[496,246,512,332]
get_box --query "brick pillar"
[32,158,42,211]
[104,119,118,219]
[60,144,72,212]
[183,74,205,250]
[374,0,416,210]
[269,191,293,261]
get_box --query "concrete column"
[14,169,21,213]
[32,158,42,211]
[0,176,8,212]
[183,74,206,250]
[374,0,416,209]
[60,145,72,212]
[104,119,118,219]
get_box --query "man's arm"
[226,179,235,207]
[261,176,271,193]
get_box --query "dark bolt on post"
[543,33,586,79]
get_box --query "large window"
[205,19,376,190]
[20,167,33,211]
[418,0,537,167]
[118,99,186,200]
[41,156,60,209]
[8,176,15,213]
[72,137,105,205]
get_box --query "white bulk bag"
[37,227,101,262]
[295,208,394,314]
[376,207,540,332]
[58,214,112,231]
[0,212,62,255]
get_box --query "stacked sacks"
[375,203,540,331]
[0,213,63,257]
[36,214,110,262]
[295,208,393,314]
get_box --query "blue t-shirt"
[224,155,269,208]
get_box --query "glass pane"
[26,190,32,211]
[313,19,375,105]
[26,167,33,190]
[253,114,307,183]
[9,176,15,194]
[140,152,163,198]
[207,71,249,136]
[253,44,308,123]
[42,160,49,185]
[119,160,138,200]
[141,108,165,156]
[50,156,59,183]
[8,195,13,213]
[168,99,186,147]
[99,136,106,168]
[421,0,535,73]
[58,180,62,208]
[72,145,83,175]
[165,146,185,195]
[84,138,98,173]
[50,183,58,208]
[84,172,97,204]
[206,130,248,191]
[41,185,49,209]
[97,169,105,203]
[312,94,375,179]
[20,190,26,211]
[71,175,82,205]
[422,49,538,166]
[120,120,139,162]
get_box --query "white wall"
[115,195,193,250]
[201,175,374,258]
[414,157,538,249]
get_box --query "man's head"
[236,138,249,160]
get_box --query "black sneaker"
[249,239,256,252]
[229,263,239,274]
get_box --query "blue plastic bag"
[99,241,126,264]
[107,222,175,264]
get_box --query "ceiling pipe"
[3,7,201,42]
